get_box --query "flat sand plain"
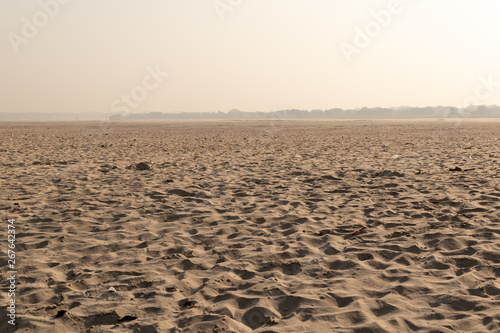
[1,120,500,333]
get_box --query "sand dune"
[1,120,500,332]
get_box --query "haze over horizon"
[2,0,500,116]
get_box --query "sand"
[1,120,500,333]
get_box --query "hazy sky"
[2,0,500,114]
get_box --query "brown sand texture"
[1,120,500,333]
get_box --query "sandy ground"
[1,120,500,333]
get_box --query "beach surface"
[1,120,500,332]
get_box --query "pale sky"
[2,0,500,114]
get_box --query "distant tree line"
[2,105,500,121]
[109,105,500,120]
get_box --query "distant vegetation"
[109,105,500,120]
[2,105,500,121]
